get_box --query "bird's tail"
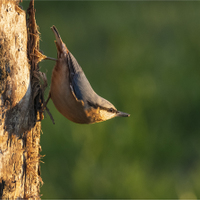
[51,25,68,56]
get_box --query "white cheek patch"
[100,110,116,121]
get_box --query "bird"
[46,25,130,124]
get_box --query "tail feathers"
[51,25,69,56]
[51,25,61,39]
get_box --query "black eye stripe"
[87,101,116,113]
[105,107,117,113]
[87,101,98,109]
[109,108,115,113]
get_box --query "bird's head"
[86,97,130,123]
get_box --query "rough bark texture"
[0,0,46,198]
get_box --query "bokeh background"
[22,1,200,199]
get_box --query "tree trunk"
[0,0,45,198]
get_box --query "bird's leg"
[45,92,51,106]
[42,92,55,124]
[45,57,57,61]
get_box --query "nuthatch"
[46,25,130,124]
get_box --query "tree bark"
[0,0,45,198]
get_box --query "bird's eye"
[109,108,115,113]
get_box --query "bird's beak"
[116,111,130,117]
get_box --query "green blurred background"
[22,1,200,199]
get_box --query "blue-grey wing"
[67,51,97,103]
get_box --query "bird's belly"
[50,63,90,124]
